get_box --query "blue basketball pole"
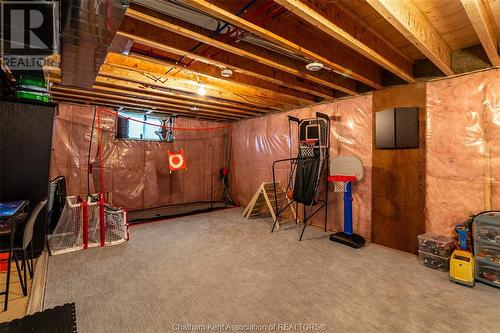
[343,182,353,235]
[329,180,365,248]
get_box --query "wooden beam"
[366,0,454,76]
[46,64,273,113]
[52,86,258,117]
[92,76,270,113]
[460,0,500,66]
[123,30,339,99]
[126,52,319,104]
[51,92,241,121]
[99,63,289,110]
[180,0,383,88]
[53,97,236,122]
[123,9,359,94]
[105,52,313,107]
[88,83,266,116]
[274,0,414,83]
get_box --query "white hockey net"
[48,195,128,255]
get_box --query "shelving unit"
[473,212,500,288]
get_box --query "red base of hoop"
[327,175,357,183]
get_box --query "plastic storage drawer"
[417,233,454,257]
[475,246,500,266]
[475,262,500,287]
[475,224,500,245]
[418,250,450,272]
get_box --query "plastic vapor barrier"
[426,69,500,235]
[51,103,229,211]
[232,94,373,239]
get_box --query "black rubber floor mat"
[0,303,76,333]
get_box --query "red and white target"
[168,149,187,171]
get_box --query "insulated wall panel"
[426,68,500,235]
[232,95,373,239]
[50,103,228,211]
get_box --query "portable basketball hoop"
[328,156,365,248]
[330,175,357,193]
[298,139,318,158]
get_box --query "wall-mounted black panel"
[375,109,395,149]
[375,107,419,149]
[0,100,55,256]
[395,107,419,148]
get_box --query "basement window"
[116,110,175,142]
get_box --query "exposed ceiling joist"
[46,60,274,117]
[159,1,383,88]
[99,63,289,110]
[124,9,358,95]
[365,0,454,76]
[53,96,233,122]
[86,83,267,116]
[128,52,320,103]
[119,29,338,99]
[106,52,315,107]
[104,61,302,110]
[460,0,500,66]
[274,0,414,83]
[51,88,247,119]
[92,75,271,113]
[52,86,260,117]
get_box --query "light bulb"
[198,83,206,96]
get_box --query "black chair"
[0,200,47,297]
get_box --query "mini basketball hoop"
[328,155,366,248]
[299,139,318,158]
[328,175,357,192]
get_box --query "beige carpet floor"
[44,208,500,333]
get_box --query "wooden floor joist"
[74,83,268,116]
[366,0,454,76]
[105,52,313,108]
[274,0,415,83]
[125,52,320,104]
[460,0,500,67]
[99,64,288,110]
[124,31,337,100]
[52,94,241,121]
[51,87,259,118]
[93,76,272,114]
[122,10,358,95]
[179,0,384,89]
[45,63,274,115]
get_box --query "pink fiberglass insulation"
[51,103,229,211]
[426,68,500,235]
[232,94,373,239]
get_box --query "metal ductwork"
[60,0,129,88]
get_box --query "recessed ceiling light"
[198,83,206,96]
[306,62,324,72]
[191,106,199,112]
[221,68,233,78]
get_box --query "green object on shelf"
[15,90,50,103]
[19,76,46,88]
